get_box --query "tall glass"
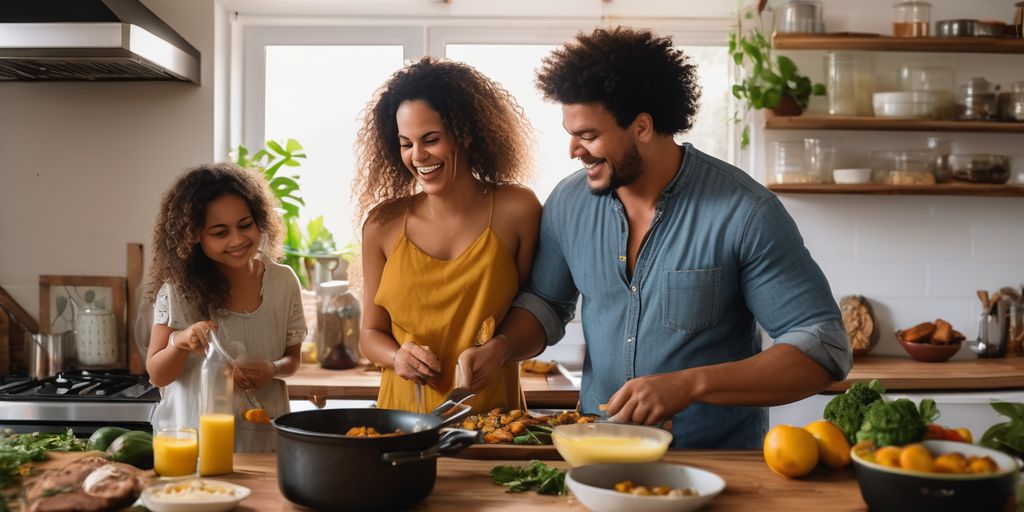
[825,52,874,116]
[154,427,199,477]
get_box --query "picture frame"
[39,275,127,370]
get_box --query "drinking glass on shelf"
[154,427,199,478]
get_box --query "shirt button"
[630,285,637,293]
[626,337,633,343]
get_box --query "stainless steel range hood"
[0,0,200,83]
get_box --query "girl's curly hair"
[535,27,701,135]
[145,162,283,319]
[353,56,533,226]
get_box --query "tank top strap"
[487,185,496,228]
[402,196,414,236]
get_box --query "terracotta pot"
[771,95,804,116]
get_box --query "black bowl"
[851,440,1020,512]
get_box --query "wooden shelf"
[772,33,1024,54]
[769,183,1024,197]
[765,115,1024,133]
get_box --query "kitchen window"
[239,23,730,245]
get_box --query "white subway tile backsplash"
[856,222,972,261]
[972,224,1024,261]
[928,262,1024,298]
[824,260,928,298]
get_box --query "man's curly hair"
[354,56,533,225]
[535,27,701,135]
[145,162,284,319]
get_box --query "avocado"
[86,427,130,452]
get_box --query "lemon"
[763,425,819,478]
[804,420,851,469]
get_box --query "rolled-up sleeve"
[739,197,853,381]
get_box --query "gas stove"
[0,370,158,435]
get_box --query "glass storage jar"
[825,52,874,116]
[199,333,235,476]
[893,1,931,37]
[75,306,117,367]
[772,141,813,184]
[316,280,361,370]
[778,0,824,33]
[1010,81,1024,122]
[926,136,953,183]
[899,65,955,119]
[804,138,836,183]
[957,77,999,121]
[871,149,936,185]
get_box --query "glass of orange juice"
[154,427,199,478]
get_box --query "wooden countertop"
[285,364,579,408]
[286,355,1024,408]
[826,355,1024,393]
[227,451,866,511]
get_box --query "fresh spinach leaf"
[490,460,567,495]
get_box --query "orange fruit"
[899,443,935,472]
[804,420,851,469]
[763,425,819,478]
[874,446,902,467]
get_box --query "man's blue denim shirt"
[513,143,852,449]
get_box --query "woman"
[354,56,540,414]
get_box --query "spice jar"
[316,280,361,370]
[957,77,999,121]
[199,333,235,476]
[893,1,931,37]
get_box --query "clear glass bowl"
[948,154,1011,184]
[870,149,936,185]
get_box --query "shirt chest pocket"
[662,268,721,333]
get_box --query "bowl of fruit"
[850,439,1019,512]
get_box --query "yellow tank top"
[375,189,523,413]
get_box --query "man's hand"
[605,371,692,426]
[455,337,506,392]
[393,342,441,387]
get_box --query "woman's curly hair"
[145,162,283,319]
[535,27,701,135]
[354,56,533,226]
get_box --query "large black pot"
[273,405,477,511]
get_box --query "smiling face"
[396,99,465,195]
[200,193,261,271]
[562,102,643,196]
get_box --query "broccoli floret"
[855,398,926,447]
[823,380,884,443]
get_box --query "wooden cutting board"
[455,442,561,460]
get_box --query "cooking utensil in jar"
[273,404,477,511]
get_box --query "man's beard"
[590,143,642,196]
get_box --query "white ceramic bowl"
[566,462,725,512]
[141,479,251,512]
[832,168,873,184]
[873,91,940,118]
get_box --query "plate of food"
[141,479,251,512]
[454,408,598,460]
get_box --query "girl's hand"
[170,321,218,355]
[234,356,276,390]
[393,342,441,387]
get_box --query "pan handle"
[380,428,480,466]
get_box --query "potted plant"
[729,0,825,148]
[233,139,343,289]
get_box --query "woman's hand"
[169,321,217,355]
[234,356,276,390]
[393,342,441,387]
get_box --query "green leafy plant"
[729,1,825,148]
[490,460,567,495]
[980,402,1024,457]
[233,138,340,288]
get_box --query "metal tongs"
[209,331,272,424]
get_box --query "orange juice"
[198,413,234,476]
[154,429,198,477]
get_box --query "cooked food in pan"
[344,426,405,438]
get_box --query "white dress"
[151,258,307,453]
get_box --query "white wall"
[0,0,217,326]
[2,0,1022,367]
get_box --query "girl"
[354,57,541,414]
[145,162,306,452]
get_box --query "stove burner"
[0,370,156,400]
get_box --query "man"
[458,27,852,448]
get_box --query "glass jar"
[825,52,874,116]
[778,0,824,33]
[957,77,999,121]
[74,306,117,367]
[899,65,955,119]
[870,149,936,185]
[803,138,836,183]
[893,1,931,37]
[316,280,361,370]
[926,137,953,183]
[1010,81,1024,122]
[199,333,235,476]
[773,141,818,184]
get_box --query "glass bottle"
[316,280,361,370]
[199,333,235,476]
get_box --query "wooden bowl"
[896,335,962,362]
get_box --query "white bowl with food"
[141,479,251,512]
[566,462,725,512]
